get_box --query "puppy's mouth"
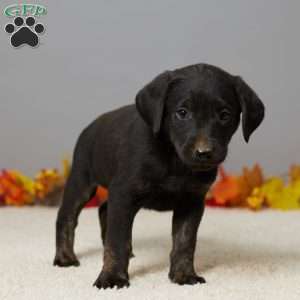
[174,143,224,171]
[188,162,218,172]
[178,154,220,171]
[182,153,224,171]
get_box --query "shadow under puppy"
[54,64,265,289]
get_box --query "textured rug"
[1,207,300,300]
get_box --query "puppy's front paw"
[53,250,80,267]
[93,271,130,289]
[169,271,206,285]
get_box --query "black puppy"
[54,63,264,289]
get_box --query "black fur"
[54,63,265,289]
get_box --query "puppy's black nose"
[195,147,213,161]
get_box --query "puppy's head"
[136,64,265,171]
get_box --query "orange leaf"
[211,167,240,205]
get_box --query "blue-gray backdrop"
[0,0,299,176]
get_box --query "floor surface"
[1,207,300,300]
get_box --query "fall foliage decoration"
[1,161,300,211]
[0,159,70,206]
[209,164,300,210]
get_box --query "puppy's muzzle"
[193,138,213,162]
[195,147,213,161]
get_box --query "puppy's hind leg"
[54,167,96,267]
[98,201,135,258]
[98,201,108,247]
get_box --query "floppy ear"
[234,76,265,142]
[135,71,174,135]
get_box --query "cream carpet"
[1,207,300,300]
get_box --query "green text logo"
[4,4,47,17]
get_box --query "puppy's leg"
[98,201,108,247]
[94,188,139,289]
[169,197,206,285]
[98,200,135,258]
[54,170,96,267]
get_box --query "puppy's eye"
[219,109,231,123]
[175,108,190,120]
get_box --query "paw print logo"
[5,16,45,48]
